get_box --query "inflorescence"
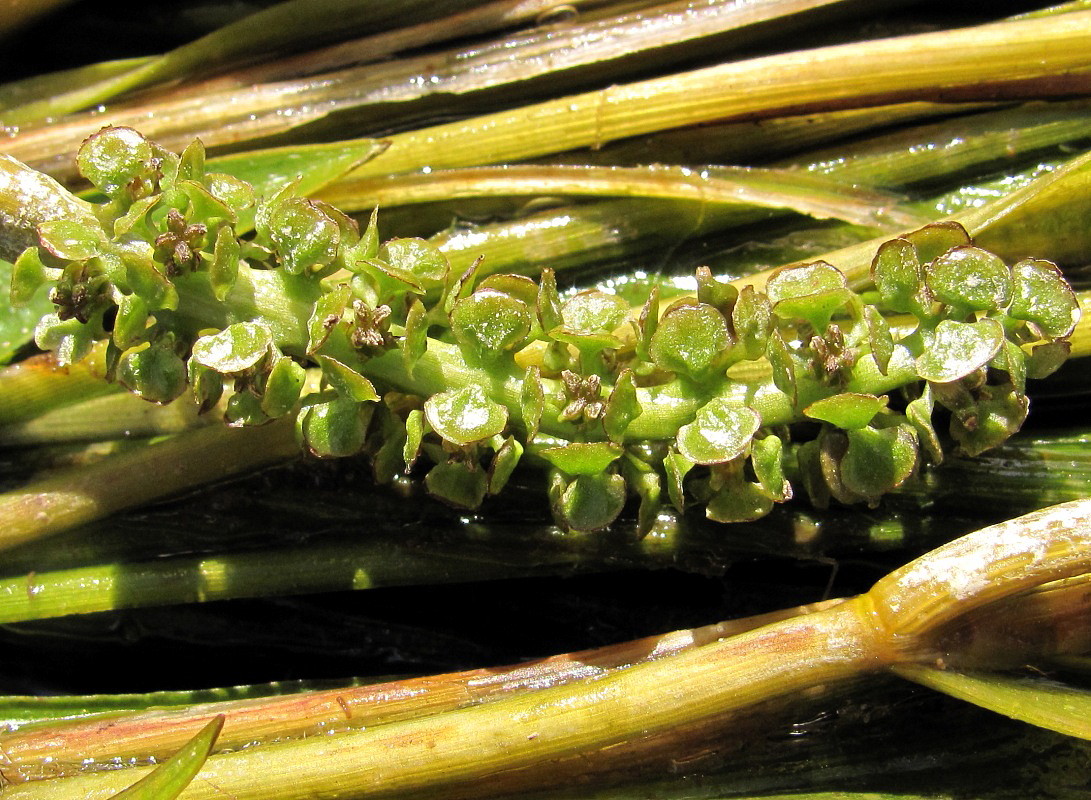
[10,127,1081,531]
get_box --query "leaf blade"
[111,714,224,800]
[894,665,1091,740]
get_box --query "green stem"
[791,98,1091,186]
[6,501,1091,798]
[411,104,1091,284]
[0,539,582,625]
[4,598,883,799]
[335,13,1091,181]
[0,418,299,552]
[0,604,839,779]
[0,391,213,446]
[321,164,924,230]
[0,347,116,427]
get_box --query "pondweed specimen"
[6,128,1080,537]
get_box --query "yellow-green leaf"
[110,715,223,800]
[894,665,1091,741]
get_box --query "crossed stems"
[4,499,1091,798]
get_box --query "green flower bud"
[191,321,273,375]
[706,476,773,523]
[37,219,103,262]
[751,434,791,503]
[539,442,623,476]
[425,461,489,510]
[488,436,523,496]
[804,392,888,430]
[663,449,694,513]
[602,368,641,442]
[520,365,544,441]
[926,245,1012,313]
[300,398,369,458]
[916,319,1004,384]
[77,126,160,201]
[1008,258,1080,340]
[267,197,340,276]
[450,289,532,361]
[839,424,918,504]
[379,238,448,288]
[118,341,187,404]
[318,355,379,403]
[261,356,306,418]
[766,261,852,332]
[553,472,626,532]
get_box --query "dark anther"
[49,273,105,324]
[560,370,605,422]
[350,300,392,351]
[154,209,207,276]
[809,324,856,384]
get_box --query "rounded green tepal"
[450,289,532,359]
[191,321,273,375]
[557,473,626,531]
[425,386,508,446]
[676,399,761,465]
[76,126,155,199]
[925,245,1011,312]
[648,302,731,378]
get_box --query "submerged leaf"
[895,665,1091,741]
[110,715,223,800]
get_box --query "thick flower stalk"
[11,127,1081,532]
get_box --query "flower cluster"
[11,128,1080,531]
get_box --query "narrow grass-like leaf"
[109,715,223,800]
[894,665,1091,740]
[0,0,901,181]
[0,57,153,113]
[0,0,492,125]
[336,13,1091,181]
[208,140,388,203]
[322,164,925,230]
